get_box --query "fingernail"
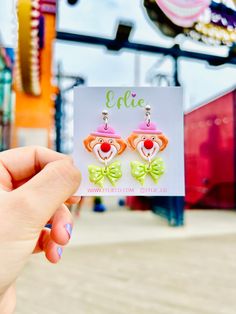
[57,247,63,258]
[65,223,73,238]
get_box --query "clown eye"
[108,139,113,144]
[98,138,104,143]
[151,136,156,141]
[142,136,146,140]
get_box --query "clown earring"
[127,105,169,186]
[83,110,127,188]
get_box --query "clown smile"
[141,146,157,158]
[93,143,118,164]
[136,140,160,162]
[98,150,113,161]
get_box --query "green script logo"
[105,89,147,109]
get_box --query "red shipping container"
[185,89,235,209]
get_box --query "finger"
[15,159,81,224]
[66,196,81,205]
[50,204,73,246]
[33,228,51,254]
[45,240,63,264]
[0,146,70,189]
[33,229,63,264]
[4,179,80,195]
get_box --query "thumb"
[14,159,81,224]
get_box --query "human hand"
[0,147,80,313]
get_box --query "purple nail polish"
[65,223,73,238]
[57,247,63,258]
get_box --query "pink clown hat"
[133,122,162,134]
[156,0,210,27]
[91,125,121,139]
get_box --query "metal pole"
[55,91,62,152]
[173,57,180,87]
[134,53,140,86]
[56,31,236,66]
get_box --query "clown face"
[135,134,161,161]
[127,132,168,161]
[91,137,119,164]
[84,135,127,164]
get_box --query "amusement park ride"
[13,0,236,145]
[13,0,57,147]
[1,0,236,214]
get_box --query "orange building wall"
[13,12,56,147]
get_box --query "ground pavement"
[15,206,236,314]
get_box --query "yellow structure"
[13,0,57,147]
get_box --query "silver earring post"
[145,105,151,127]
[102,110,108,130]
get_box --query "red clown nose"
[101,142,111,153]
[144,139,154,150]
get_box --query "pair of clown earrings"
[83,106,168,188]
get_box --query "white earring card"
[73,87,184,196]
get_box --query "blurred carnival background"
[2,0,236,313]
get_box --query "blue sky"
[56,0,236,111]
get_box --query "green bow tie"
[131,158,165,186]
[88,161,122,188]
